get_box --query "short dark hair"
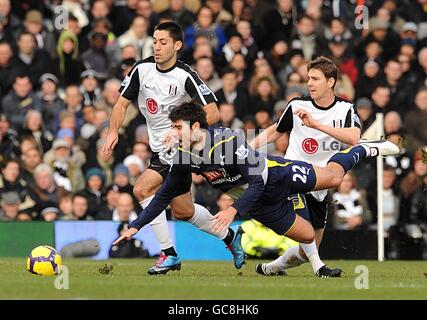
[307,56,338,88]
[154,21,184,43]
[169,103,208,129]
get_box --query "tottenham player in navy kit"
[102,22,244,275]
[112,103,399,269]
[251,56,363,277]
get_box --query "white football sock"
[300,241,325,274]
[271,245,308,270]
[140,196,173,250]
[188,203,228,239]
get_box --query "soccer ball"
[27,246,62,276]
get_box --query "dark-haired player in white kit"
[102,22,245,275]
[251,56,362,277]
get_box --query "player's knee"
[133,184,153,200]
[172,207,194,220]
[300,228,315,244]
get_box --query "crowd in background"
[0,0,426,258]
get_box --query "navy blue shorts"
[251,193,311,236]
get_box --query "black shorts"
[147,153,170,180]
[305,193,329,230]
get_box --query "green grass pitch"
[1,258,427,299]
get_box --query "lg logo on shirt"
[302,138,319,154]
[302,138,342,154]
[146,98,158,114]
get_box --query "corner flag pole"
[376,113,385,262]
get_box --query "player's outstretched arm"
[249,123,282,150]
[101,96,131,158]
[203,102,220,125]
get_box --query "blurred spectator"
[333,172,371,230]
[79,70,102,106]
[384,111,403,135]
[118,16,153,60]
[55,29,83,87]
[44,139,85,192]
[132,141,151,169]
[40,207,60,222]
[371,84,391,114]
[56,85,84,132]
[194,56,222,93]
[11,31,52,87]
[96,184,120,220]
[63,193,92,221]
[327,35,358,85]
[216,103,243,131]
[33,163,67,214]
[290,15,322,61]
[355,59,383,100]
[135,0,160,36]
[234,19,258,66]
[58,193,73,219]
[38,73,65,133]
[23,10,56,57]
[0,41,14,97]
[81,32,111,80]
[362,17,400,62]
[184,6,227,53]
[0,113,19,163]
[417,48,427,89]
[21,110,53,153]
[1,75,42,132]
[19,135,38,156]
[215,67,248,120]
[272,133,289,157]
[404,87,427,152]
[112,192,138,223]
[159,0,196,31]
[0,0,21,40]
[254,108,273,132]
[109,222,150,258]
[263,33,289,77]
[206,0,232,29]
[355,97,374,134]
[0,191,21,221]
[222,30,247,64]
[399,150,427,225]
[123,155,144,185]
[112,164,134,198]
[367,165,400,232]
[78,167,106,218]
[248,76,278,116]
[261,0,295,43]
[384,59,414,115]
[0,158,36,216]
[20,147,42,190]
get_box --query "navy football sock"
[327,145,367,173]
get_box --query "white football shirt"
[120,56,217,152]
[276,96,361,201]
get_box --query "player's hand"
[112,227,139,246]
[101,131,118,160]
[211,207,237,233]
[162,129,179,151]
[294,109,320,129]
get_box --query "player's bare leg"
[170,192,246,269]
[133,169,180,275]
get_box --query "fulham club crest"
[169,85,177,96]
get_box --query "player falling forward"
[113,103,400,275]
[102,22,245,275]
